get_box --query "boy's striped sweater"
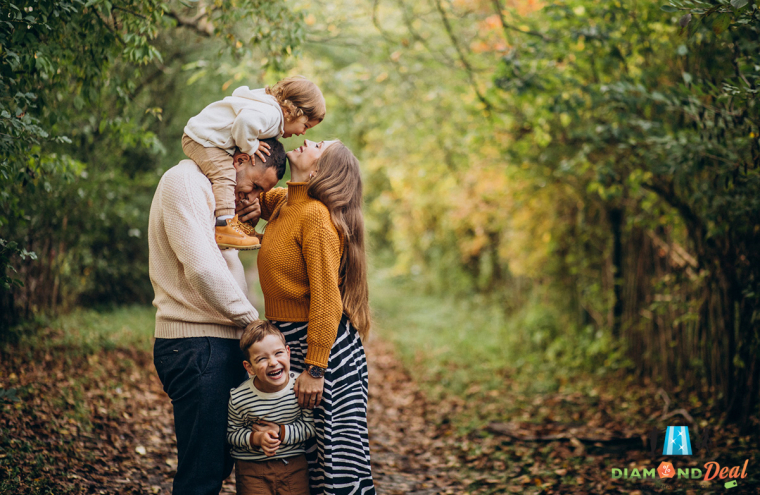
[227,371,315,461]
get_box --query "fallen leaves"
[3,326,760,495]
[0,341,185,494]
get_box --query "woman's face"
[287,139,336,169]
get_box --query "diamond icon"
[662,426,692,455]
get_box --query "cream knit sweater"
[149,160,258,339]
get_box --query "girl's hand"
[294,371,324,409]
[236,197,261,224]
[254,141,272,163]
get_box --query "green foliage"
[292,0,760,425]
[0,239,36,290]
[0,387,20,403]
[0,0,304,331]
[370,270,622,400]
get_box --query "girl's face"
[287,139,336,169]
[282,115,320,138]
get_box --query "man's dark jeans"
[154,337,247,495]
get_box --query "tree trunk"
[609,207,624,339]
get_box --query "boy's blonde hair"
[240,320,287,361]
[266,76,326,123]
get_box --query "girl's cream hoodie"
[184,86,285,155]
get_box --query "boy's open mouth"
[267,368,284,379]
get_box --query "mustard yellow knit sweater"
[257,183,344,368]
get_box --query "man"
[149,137,286,495]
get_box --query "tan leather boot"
[215,215,260,250]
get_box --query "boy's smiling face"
[243,334,291,393]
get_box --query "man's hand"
[236,196,261,225]
[294,372,324,409]
[251,430,281,456]
[254,141,271,163]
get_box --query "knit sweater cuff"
[305,345,331,369]
[155,320,246,339]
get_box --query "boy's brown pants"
[235,454,310,495]
[181,133,236,217]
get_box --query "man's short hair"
[240,319,287,361]
[257,138,287,181]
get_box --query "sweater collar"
[286,182,310,204]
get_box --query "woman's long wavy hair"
[308,142,371,339]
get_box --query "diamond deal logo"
[657,461,675,479]
[610,426,750,489]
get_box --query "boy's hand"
[250,430,281,456]
[254,141,271,163]
[236,197,261,225]
[259,430,281,456]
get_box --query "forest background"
[1,0,760,492]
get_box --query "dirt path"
[7,322,758,494]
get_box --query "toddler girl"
[182,76,326,249]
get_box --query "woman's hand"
[294,372,324,409]
[236,196,261,224]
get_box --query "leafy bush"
[0,0,304,332]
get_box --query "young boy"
[227,320,314,495]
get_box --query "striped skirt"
[273,315,376,495]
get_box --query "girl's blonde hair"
[266,76,326,123]
[308,142,371,339]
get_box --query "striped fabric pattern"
[227,372,315,461]
[274,316,376,495]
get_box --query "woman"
[250,139,375,494]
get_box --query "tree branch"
[94,11,125,45]
[432,0,493,114]
[112,6,147,19]
[491,0,554,42]
[395,0,457,67]
[165,10,213,37]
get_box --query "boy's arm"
[226,397,256,449]
[279,407,316,444]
